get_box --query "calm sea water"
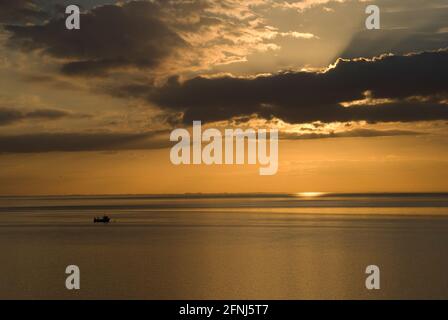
[1,193,448,299]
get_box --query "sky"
[0,0,447,195]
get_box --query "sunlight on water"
[0,193,448,299]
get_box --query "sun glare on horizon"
[295,192,327,198]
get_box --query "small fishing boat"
[93,215,111,223]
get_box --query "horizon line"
[2,191,448,198]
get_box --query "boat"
[93,215,111,223]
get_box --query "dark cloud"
[0,107,88,125]
[0,127,423,154]
[281,129,424,140]
[0,130,170,153]
[0,0,48,24]
[5,1,186,76]
[22,74,85,91]
[146,49,448,124]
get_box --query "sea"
[0,193,448,299]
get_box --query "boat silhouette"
[93,215,111,223]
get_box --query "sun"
[295,192,327,198]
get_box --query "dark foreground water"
[0,193,448,299]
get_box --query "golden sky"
[0,0,448,195]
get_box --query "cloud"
[281,128,425,140]
[279,31,319,39]
[147,49,448,124]
[5,1,186,76]
[0,126,424,154]
[0,130,170,153]
[0,0,48,24]
[274,0,350,11]
[0,107,89,125]
[3,0,319,77]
